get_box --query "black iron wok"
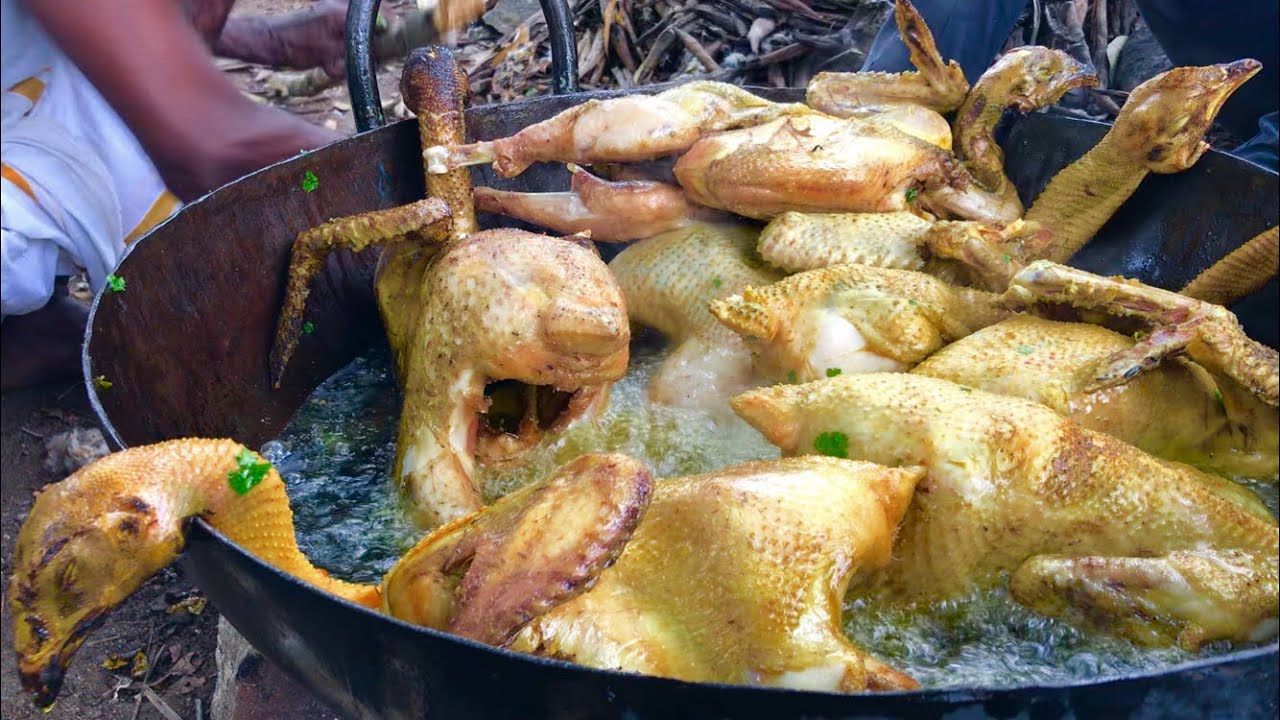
[81,27,1278,718]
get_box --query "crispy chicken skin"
[510,457,921,692]
[914,315,1279,479]
[9,441,652,709]
[608,222,783,414]
[733,374,1279,649]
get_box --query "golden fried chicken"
[709,263,1008,383]
[671,112,1021,223]
[732,374,1280,650]
[271,48,630,527]
[8,440,651,709]
[509,457,921,692]
[913,315,1279,479]
[425,81,808,177]
[608,222,783,414]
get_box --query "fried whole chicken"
[732,374,1280,649]
[8,440,652,709]
[272,49,630,528]
[510,456,922,691]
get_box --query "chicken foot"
[1007,260,1279,407]
[806,0,968,116]
[270,198,453,387]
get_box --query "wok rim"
[79,89,1280,706]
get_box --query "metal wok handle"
[346,0,580,132]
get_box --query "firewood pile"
[451,0,1163,120]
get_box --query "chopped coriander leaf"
[105,274,126,292]
[92,375,113,390]
[1016,344,1034,355]
[959,386,973,392]
[813,431,849,458]
[712,277,723,289]
[302,170,319,192]
[908,299,917,306]
[302,321,315,335]
[1213,388,1225,407]
[786,370,798,383]
[826,367,842,377]
[228,448,272,495]
[905,187,919,203]
[1001,253,1012,263]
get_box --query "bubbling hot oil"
[269,340,1278,687]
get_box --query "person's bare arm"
[21,0,344,201]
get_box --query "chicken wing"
[509,456,921,692]
[732,374,1279,649]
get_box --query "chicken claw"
[1007,260,1279,407]
[510,457,922,692]
[806,0,968,116]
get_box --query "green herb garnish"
[908,299,918,306]
[1001,253,1012,263]
[302,170,319,192]
[92,375,113,390]
[826,367,842,377]
[813,431,849,458]
[905,187,919,203]
[959,386,973,392]
[302,321,315,335]
[228,448,272,495]
[787,370,798,384]
[105,274,126,292]
[1213,388,1225,408]
[712,277,723,289]
[1016,344,1034,355]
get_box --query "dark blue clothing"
[860,0,1280,172]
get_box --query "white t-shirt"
[1,0,179,316]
